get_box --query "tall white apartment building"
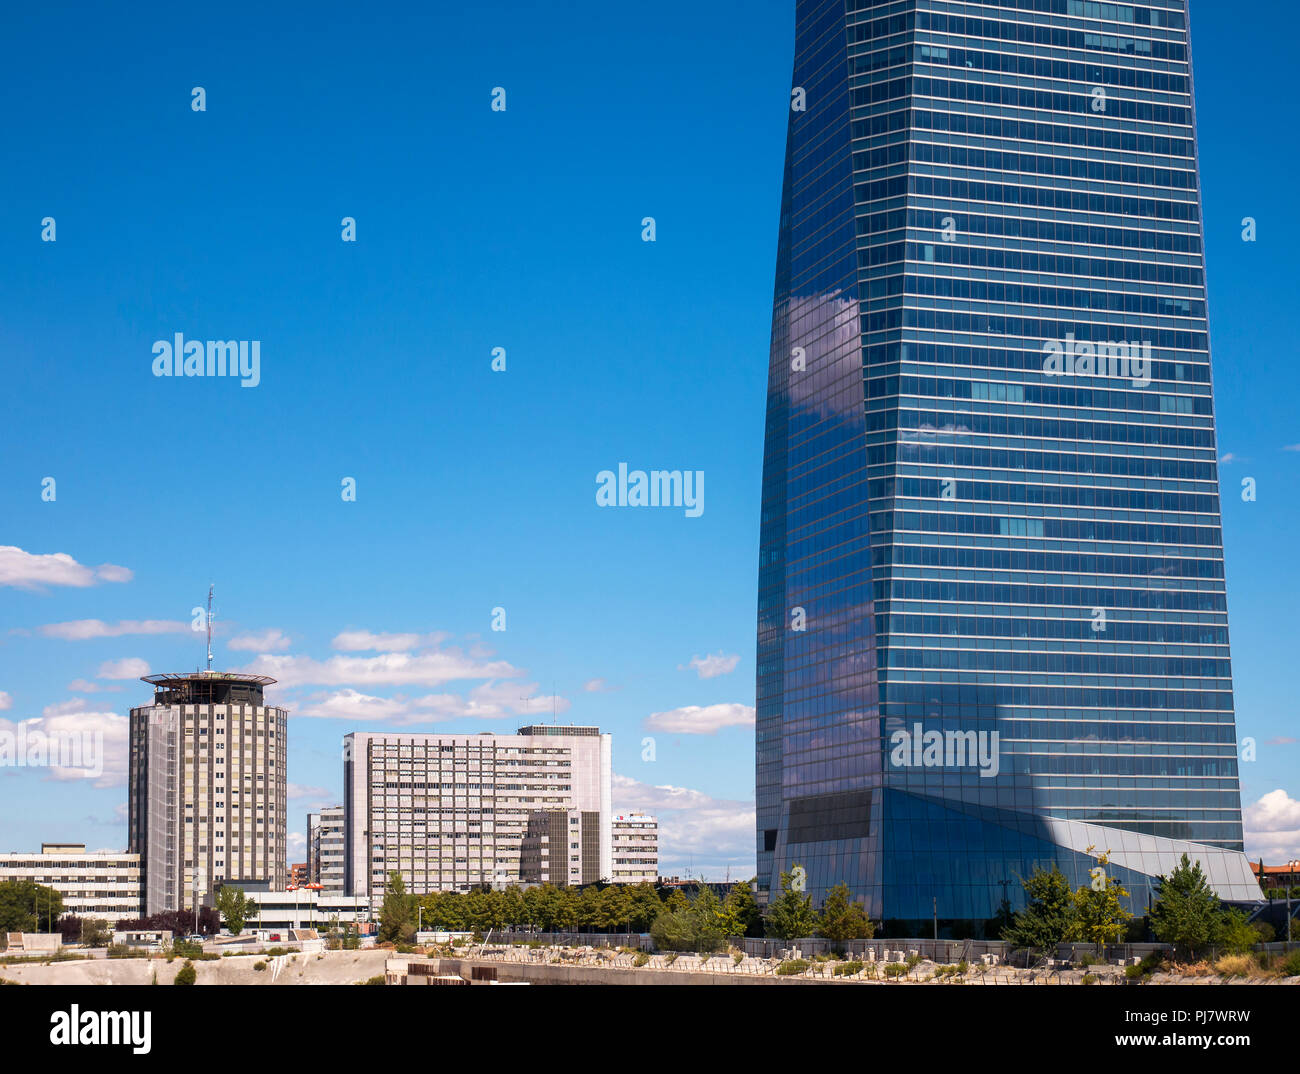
[128,672,287,915]
[307,805,346,895]
[0,843,142,920]
[611,812,659,884]
[343,725,612,903]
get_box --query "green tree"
[818,883,875,941]
[688,884,727,954]
[499,885,526,929]
[765,866,818,941]
[422,890,465,931]
[173,960,197,985]
[600,884,633,933]
[325,914,343,950]
[720,881,763,938]
[378,872,416,944]
[577,885,605,930]
[1214,908,1260,955]
[0,880,63,933]
[463,887,505,934]
[1150,853,1222,960]
[1002,864,1076,950]
[80,918,112,947]
[529,884,562,931]
[627,883,664,932]
[1070,849,1133,954]
[649,908,694,952]
[215,885,252,936]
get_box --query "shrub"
[776,959,809,976]
[1082,973,1098,985]
[1215,910,1259,955]
[173,960,197,986]
[1124,951,1164,982]
[664,953,678,966]
[1281,950,1300,978]
[833,961,864,976]
[357,975,385,986]
[883,962,908,978]
[253,961,267,971]
[106,944,135,959]
[632,952,649,967]
[1214,954,1254,978]
[733,952,744,965]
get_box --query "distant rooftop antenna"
[206,584,215,672]
[519,685,559,723]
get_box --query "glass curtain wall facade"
[757,0,1260,934]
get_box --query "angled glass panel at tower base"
[756,0,1262,935]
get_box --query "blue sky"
[1,1,1297,877]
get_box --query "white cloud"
[0,546,132,589]
[38,619,188,640]
[584,678,617,693]
[44,699,102,717]
[613,773,754,877]
[331,630,449,652]
[97,658,150,680]
[294,689,419,723]
[287,783,333,800]
[287,831,306,860]
[680,651,741,679]
[1244,789,1300,863]
[0,691,10,711]
[229,629,292,653]
[94,565,134,584]
[1218,453,1237,465]
[1245,789,1300,832]
[68,679,123,693]
[293,681,568,726]
[241,647,518,689]
[644,702,755,735]
[0,707,129,788]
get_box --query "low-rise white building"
[307,805,345,895]
[237,885,370,935]
[0,843,142,921]
[611,812,658,884]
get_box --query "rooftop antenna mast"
[206,584,214,672]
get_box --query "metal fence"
[733,936,1007,962]
[484,931,653,951]
[449,932,1300,965]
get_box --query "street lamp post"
[1288,861,1296,945]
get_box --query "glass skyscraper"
[756,0,1260,934]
